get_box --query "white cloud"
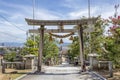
[35,9,61,20]
[9,13,26,21]
[62,0,83,10]
[0,15,27,42]
[0,1,62,20]
[63,0,120,19]
[68,7,100,19]
[67,4,120,19]
[0,9,8,14]
[0,31,26,42]
[0,1,64,42]
[0,0,120,43]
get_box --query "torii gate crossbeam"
[29,29,76,33]
[25,18,97,26]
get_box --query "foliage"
[23,34,59,64]
[90,17,106,55]
[3,47,23,62]
[104,16,120,68]
[4,52,16,62]
[23,38,38,56]
[68,17,106,60]
[68,36,79,60]
[43,34,59,61]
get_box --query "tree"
[23,33,59,64]
[43,34,59,64]
[3,47,23,62]
[89,17,107,56]
[68,36,79,60]
[23,38,38,56]
[4,52,16,62]
[68,17,106,61]
[104,16,120,68]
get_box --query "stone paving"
[19,64,106,80]
[19,72,106,80]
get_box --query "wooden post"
[78,25,85,71]
[38,25,44,72]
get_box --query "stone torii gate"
[25,18,97,72]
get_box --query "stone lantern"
[88,53,99,70]
[24,54,37,70]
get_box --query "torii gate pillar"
[38,25,44,72]
[78,25,85,71]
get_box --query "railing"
[1,61,25,73]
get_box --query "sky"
[0,0,120,43]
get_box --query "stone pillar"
[32,58,34,70]
[78,25,85,71]
[89,56,93,70]
[1,59,5,73]
[109,61,113,77]
[38,25,44,72]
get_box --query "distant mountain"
[0,42,71,48]
[0,42,24,47]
